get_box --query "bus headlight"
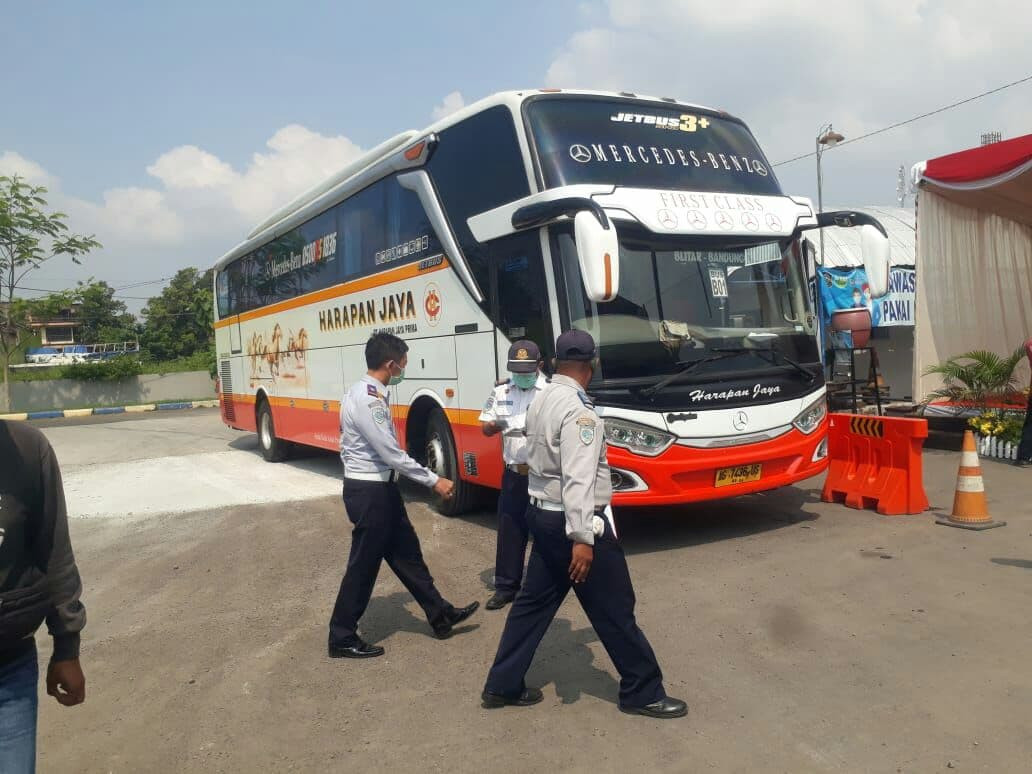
[793,396,828,435]
[603,418,675,457]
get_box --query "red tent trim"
[921,133,1032,185]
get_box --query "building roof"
[816,205,915,268]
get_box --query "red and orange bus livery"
[212,90,890,515]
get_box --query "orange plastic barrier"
[821,413,930,516]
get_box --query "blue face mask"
[512,372,537,390]
[388,362,405,386]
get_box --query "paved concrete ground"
[25,410,1032,772]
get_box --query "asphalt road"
[24,409,1032,772]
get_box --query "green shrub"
[60,356,144,382]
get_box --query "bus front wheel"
[257,399,290,462]
[425,408,475,516]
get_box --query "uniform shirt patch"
[484,395,495,412]
[366,384,380,397]
[576,415,597,445]
[577,391,594,407]
[371,404,389,425]
[498,400,514,406]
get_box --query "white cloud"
[2,124,365,305]
[0,150,58,187]
[431,91,466,122]
[146,146,236,190]
[545,0,1032,206]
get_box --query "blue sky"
[3,1,577,199]
[3,1,1030,306]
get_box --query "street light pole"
[815,123,845,367]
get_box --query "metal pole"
[815,127,827,367]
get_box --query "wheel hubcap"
[261,412,272,449]
[426,435,447,476]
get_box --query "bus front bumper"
[609,421,829,507]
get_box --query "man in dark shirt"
[1,420,87,774]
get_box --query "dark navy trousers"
[329,480,450,645]
[493,469,531,594]
[1018,393,1032,462]
[484,504,666,708]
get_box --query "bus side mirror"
[574,210,619,302]
[806,210,891,298]
[860,224,890,298]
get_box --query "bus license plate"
[714,464,762,488]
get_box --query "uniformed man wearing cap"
[328,333,479,659]
[479,340,547,610]
[481,330,686,718]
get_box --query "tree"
[76,279,138,344]
[140,267,213,361]
[0,175,100,406]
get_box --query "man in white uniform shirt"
[328,333,478,659]
[481,330,686,718]
[479,340,546,610]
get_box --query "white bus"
[212,89,889,515]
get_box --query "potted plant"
[922,348,1026,414]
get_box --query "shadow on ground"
[230,431,824,557]
[357,591,481,645]
[991,558,1032,569]
[617,485,822,555]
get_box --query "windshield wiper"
[640,352,750,399]
[711,344,818,383]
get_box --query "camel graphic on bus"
[246,323,309,387]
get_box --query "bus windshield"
[552,224,819,383]
[525,96,781,196]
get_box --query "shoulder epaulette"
[495,377,511,386]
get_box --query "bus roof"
[213,89,725,272]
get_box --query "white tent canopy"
[816,206,915,268]
[910,134,1032,404]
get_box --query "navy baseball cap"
[555,330,597,361]
[507,340,541,373]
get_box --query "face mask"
[388,363,405,386]
[512,372,537,390]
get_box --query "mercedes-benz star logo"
[742,212,759,231]
[687,210,707,229]
[733,410,749,432]
[657,209,678,229]
[715,211,733,230]
[765,213,783,231]
[569,144,592,163]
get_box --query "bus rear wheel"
[425,407,475,516]
[257,399,290,462]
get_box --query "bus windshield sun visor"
[511,197,611,232]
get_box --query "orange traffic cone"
[936,430,1006,530]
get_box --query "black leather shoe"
[620,697,688,718]
[433,601,480,639]
[481,687,544,708]
[328,638,385,659]
[486,591,516,610]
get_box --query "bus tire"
[257,398,290,462]
[425,407,475,517]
